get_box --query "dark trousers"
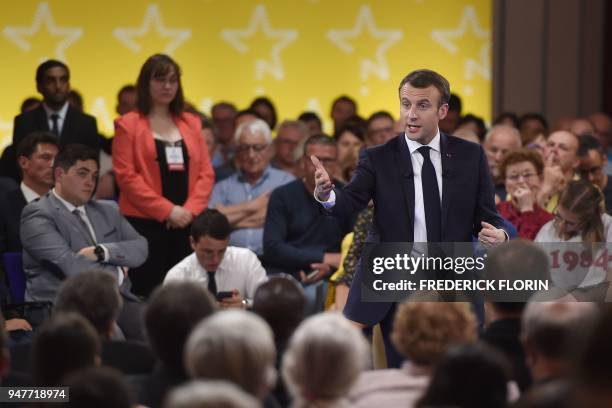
[378,303,403,368]
[126,217,191,298]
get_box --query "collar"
[404,129,441,155]
[20,182,41,203]
[52,188,86,213]
[43,101,69,120]
[237,165,271,185]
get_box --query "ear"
[54,166,64,182]
[438,103,449,120]
[17,156,29,171]
[189,236,197,251]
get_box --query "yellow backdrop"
[1,0,491,150]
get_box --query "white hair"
[282,312,369,406]
[184,310,277,399]
[163,380,259,408]
[484,124,522,147]
[234,118,272,144]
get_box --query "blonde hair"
[391,301,478,365]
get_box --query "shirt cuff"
[99,244,110,262]
[313,189,336,209]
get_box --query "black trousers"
[126,217,191,298]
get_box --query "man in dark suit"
[312,69,508,366]
[4,60,99,182]
[0,132,58,254]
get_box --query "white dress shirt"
[20,182,41,203]
[163,246,268,301]
[52,189,123,284]
[317,130,443,243]
[43,102,69,135]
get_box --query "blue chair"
[3,252,26,303]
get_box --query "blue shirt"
[209,165,295,255]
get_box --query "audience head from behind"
[164,380,260,408]
[249,96,278,130]
[330,95,357,133]
[36,59,70,111]
[116,84,138,116]
[16,131,59,196]
[252,275,307,347]
[55,269,121,340]
[577,134,608,191]
[32,312,101,386]
[282,312,369,407]
[366,111,396,147]
[439,92,462,134]
[185,309,276,400]
[298,111,323,136]
[63,366,134,408]
[53,144,99,207]
[391,300,477,368]
[483,125,522,184]
[521,300,598,383]
[136,54,184,116]
[416,343,510,408]
[234,118,273,184]
[145,281,216,376]
[302,134,338,192]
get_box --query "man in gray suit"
[20,144,148,335]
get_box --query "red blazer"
[113,111,214,222]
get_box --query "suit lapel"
[48,193,96,245]
[396,135,415,241]
[34,106,49,131]
[61,106,76,142]
[440,133,454,237]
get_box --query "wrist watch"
[94,245,105,262]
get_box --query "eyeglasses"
[506,172,539,181]
[235,144,268,154]
[578,166,603,177]
[553,210,583,228]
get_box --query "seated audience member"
[20,144,147,329]
[539,130,580,212]
[578,135,612,213]
[0,132,58,253]
[164,380,259,408]
[521,301,598,386]
[494,112,520,128]
[250,96,278,131]
[334,123,365,183]
[519,113,549,146]
[32,312,101,386]
[211,102,238,168]
[185,310,277,405]
[514,379,572,408]
[272,120,309,177]
[497,149,553,239]
[264,135,354,307]
[67,89,84,111]
[210,119,294,256]
[63,366,134,408]
[453,127,481,144]
[570,117,597,139]
[55,270,155,374]
[438,93,462,134]
[283,312,369,407]
[573,304,612,407]
[252,275,307,406]
[365,111,396,147]
[456,113,487,142]
[20,97,41,113]
[416,344,512,408]
[483,125,523,200]
[330,95,358,134]
[165,209,267,307]
[349,301,477,407]
[132,282,216,408]
[588,112,612,174]
[297,111,323,136]
[201,116,218,163]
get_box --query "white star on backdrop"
[326,5,402,81]
[220,5,298,81]
[430,5,491,81]
[3,2,82,61]
[113,4,191,55]
[90,97,113,132]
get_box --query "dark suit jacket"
[0,188,27,253]
[3,105,100,182]
[335,134,504,325]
